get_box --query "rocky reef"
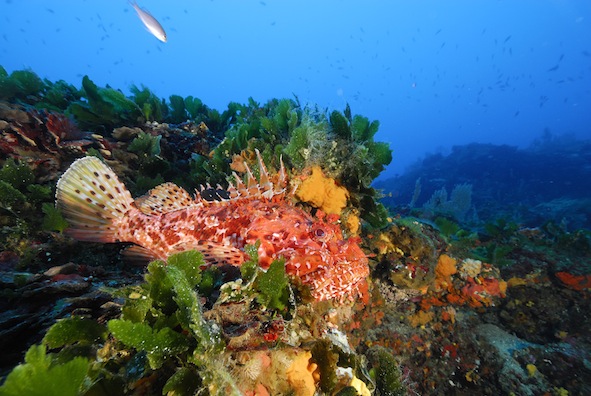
[1,66,590,395]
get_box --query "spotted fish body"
[56,153,369,301]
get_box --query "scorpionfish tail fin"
[56,156,134,243]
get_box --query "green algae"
[0,68,45,102]
[0,344,90,396]
[0,250,234,395]
[127,130,162,157]
[255,259,290,311]
[108,319,189,369]
[42,317,107,349]
[161,367,202,396]
[311,339,340,393]
[0,159,68,267]
[0,158,34,191]
[41,203,68,233]
[239,242,291,311]
[367,346,405,396]
[67,75,143,133]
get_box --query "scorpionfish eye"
[311,224,331,242]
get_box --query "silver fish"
[130,1,167,42]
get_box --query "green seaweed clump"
[0,66,80,112]
[0,345,91,396]
[66,75,143,133]
[130,84,166,122]
[0,159,67,267]
[0,250,241,395]
[239,242,291,312]
[367,346,406,396]
[0,67,45,102]
[127,130,162,157]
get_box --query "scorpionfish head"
[249,210,369,301]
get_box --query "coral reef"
[1,65,591,395]
[378,139,591,229]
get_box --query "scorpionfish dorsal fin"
[56,156,134,243]
[226,149,288,200]
[135,182,196,215]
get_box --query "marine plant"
[66,75,143,133]
[0,67,45,102]
[1,66,393,230]
[0,66,79,112]
[0,344,92,396]
[0,250,237,395]
[127,130,162,157]
[367,346,406,396]
[0,159,68,266]
[191,98,393,228]
[239,242,291,312]
[434,216,462,239]
[129,84,166,122]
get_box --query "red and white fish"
[55,152,369,302]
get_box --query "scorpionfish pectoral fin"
[56,156,135,243]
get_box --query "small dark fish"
[547,65,559,72]
[504,35,512,43]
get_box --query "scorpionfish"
[55,151,369,302]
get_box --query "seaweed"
[66,75,142,133]
[130,84,166,122]
[434,216,462,238]
[311,339,340,393]
[128,131,162,157]
[0,68,46,102]
[367,346,405,396]
[108,319,189,369]
[42,317,107,349]
[0,344,91,396]
[37,80,81,112]
[254,259,290,311]
[0,250,235,395]
[0,158,35,190]
[41,203,68,233]
[239,242,291,312]
[168,94,188,123]
[0,180,26,209]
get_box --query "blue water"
[1,0,590,177]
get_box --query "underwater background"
[1,1,591,395]
[2,0,590,176]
